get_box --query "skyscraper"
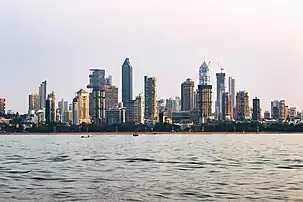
[122,58,133,103]
[252,97,261,121]
[39,80,47,109]
[45,92,56,124]
[49,91,56,123]
[216,71,226,121]
[196,85,212,123]
[0,98,6,115]
[271,100,279,120]
[199,61,211,85]
[58,99,69,122]
[228,77,236,120]
[87,69,106,120]
[196,61,212,123]
[181,78,195,111]
[235,91,250,121]
[144,76,157,122]
[166,97,180,118]
[135,93,144,124]
[279,100,286,120]
[93,89,106,124]
[222,92,231,120]
[105,85,118,110]
[72,89,90,125]
[29,93,40,112]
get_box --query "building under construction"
[87,69,106,124]
[196,61,212,123]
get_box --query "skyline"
[1,0,303,113]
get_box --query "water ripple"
[1,134,303,201]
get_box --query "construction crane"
[217,62,225,73]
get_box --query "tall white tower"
[199,61,211,85]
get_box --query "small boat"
[133,132,139,137]
[81,135,90,138]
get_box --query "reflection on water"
[0,134,303,201]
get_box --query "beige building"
[72,89,90,125]
[181,78,195,111]
[135,93,144,124]
[29,93,40,112]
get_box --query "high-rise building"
[252,97,261,121]
[144,76,158,122]
[279,100,286,120]
[87,69,106,118]
[63,105,72,124]
[135,93,144,124]
[122,58,133,104]
[58,99,64,114]
[29,93,40,112]
[50,91,56,123]
[235,91,250,121]
[45,92,56,124]
[106,107,125,125]
[125,100,136,123]
[284,105,289,120]
[199,61,211,85]
[221,92,231,121]
[166,97,180,118]
[45,98,52,124]
[58,99,69,122]
[181,78,195,111]
[105,85,118,110]
[289,107,297,121]
[92,90,106,124]
[228,77,236,120]
[271,100,279,120]
[39,80,47,109]
[0,98,6,115]
[264,111,271,120]
[72,89,90,125]
[216,71,226,121]
[196,85,212,123]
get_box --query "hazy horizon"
[0,0,302,113]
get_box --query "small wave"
[31,177,63,181]
[52,191,71,199]
[60,179,78,183]
[90,177,114,183]
[289,164,303,168]
[6,170,31,174]
[123,198,143,202]
[276,165,303,170]
[47,155,70,162]
[181,192,212,198]
[153,193,170,199]
[82,158,108,162]
[283,159,302,163]
[123,158,156,162]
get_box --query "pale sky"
[0,0,302,113]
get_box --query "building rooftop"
[77,89,88,94]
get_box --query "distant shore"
[2,131,303,135]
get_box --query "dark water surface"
[1,134,303,201]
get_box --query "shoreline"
[2,132,303,135]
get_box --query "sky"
[0,0,302,113]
